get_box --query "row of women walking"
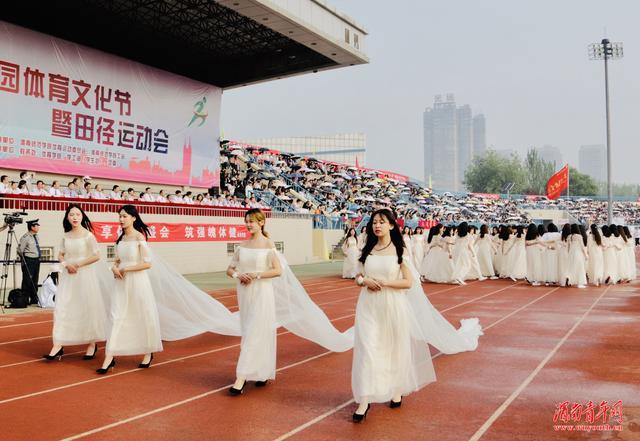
[45,205,482,423]
[402,222,636,287]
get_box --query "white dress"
[234,247,277,381]
[602,236,619,283]
[342,237,359,279]
[475,236,495,277]
[403,235,414,262]
[626,239,637,280]
[352,255,435,403]
[541,232,561,284]
[525,240,544,283]
[411,234,425,269]
[106,240,163,356]
[614,237,628,281]
[567,235,587,286]
[53,232,107,345]
[557,239,570,287]
[504,236,526,279]
[587,234,604,285]
[452,235,477,281]
[425,237,454,283]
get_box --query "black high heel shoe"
[390,398,402,408]
[229,381,246,396]
[138,353,153,368]
[83,345,98,360]
[255,380,268,387]
[43,348,64,361]
[96,358,116,375]
[352,404,370,423]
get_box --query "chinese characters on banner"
[92,222,249,243]
[546,165,569,200]
[0,21,221,187]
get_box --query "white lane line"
[0,336,50,346]
[272,285,561,441]
[468,286,611,441]
[58,282,516,440]
[61,350,335,441]
[0,320,53,329]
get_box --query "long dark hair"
[345,227,357,239]
[578,224,588,246]
[427,224,442,243]
[515,225,524,238]
[359,209,404,265]
[537,224,546,237]
[547,223,558,233]
[561,223,571,242]
[617,225,627,242]
[116,205,150,244]
[610,224,620,238]
[62,203,93,233]
[480,224,489,238]
[525,223,538,241]
[601,225,611,238]
[457,221,469,238]
[623,226,632,241]
[590,224,602,246]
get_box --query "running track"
[0,275,638,441]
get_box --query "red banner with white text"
[93,222,248,243]
[546,165,569,200]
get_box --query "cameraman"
[17,219,41,305]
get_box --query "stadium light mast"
[589,38,623,224]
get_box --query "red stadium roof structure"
[1,0,369,89]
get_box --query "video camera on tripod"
[3,210,28,227]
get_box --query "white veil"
[271,251,354,352]
[146,248,241,340]
[405,259,483,353]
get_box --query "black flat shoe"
[229,381,246,396]
[83,345,98,360]
[138,353,153,368]
[390,398,402,408]
[255,380,268,387]
[43,348,64,361]
[352,404,370,423]
[96,358,116,375]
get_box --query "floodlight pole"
[590,38,623,224]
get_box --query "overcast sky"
[221,0,639,184]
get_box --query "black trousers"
[21,256,40,304]
[635,238,639,246]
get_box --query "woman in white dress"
[411,227,426,269]
[541,223,561,285]
[451,222,482,285]
[475,225,496,279]
[601,225,619,284]
[357,226,367,251]
[420,224,442,280]
[97,205,161,373]
[491,226,504,277]
[587,225,604,286]
[351,209,482,422]
[425,227,455,283]
[402,227,413,262]
[623,226,637,280]
[342,228,359,279]
[611,225,629,282]
[556,224,572,287]
[567,224,588,288]
[504,226,526,281]
[43,204,107,361]
[524,224,545,286]
[226,209,353,395]
[226,208,283,394]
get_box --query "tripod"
[0,224,25,313]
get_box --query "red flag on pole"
[546,165,569,200]
[355,156,360,169]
